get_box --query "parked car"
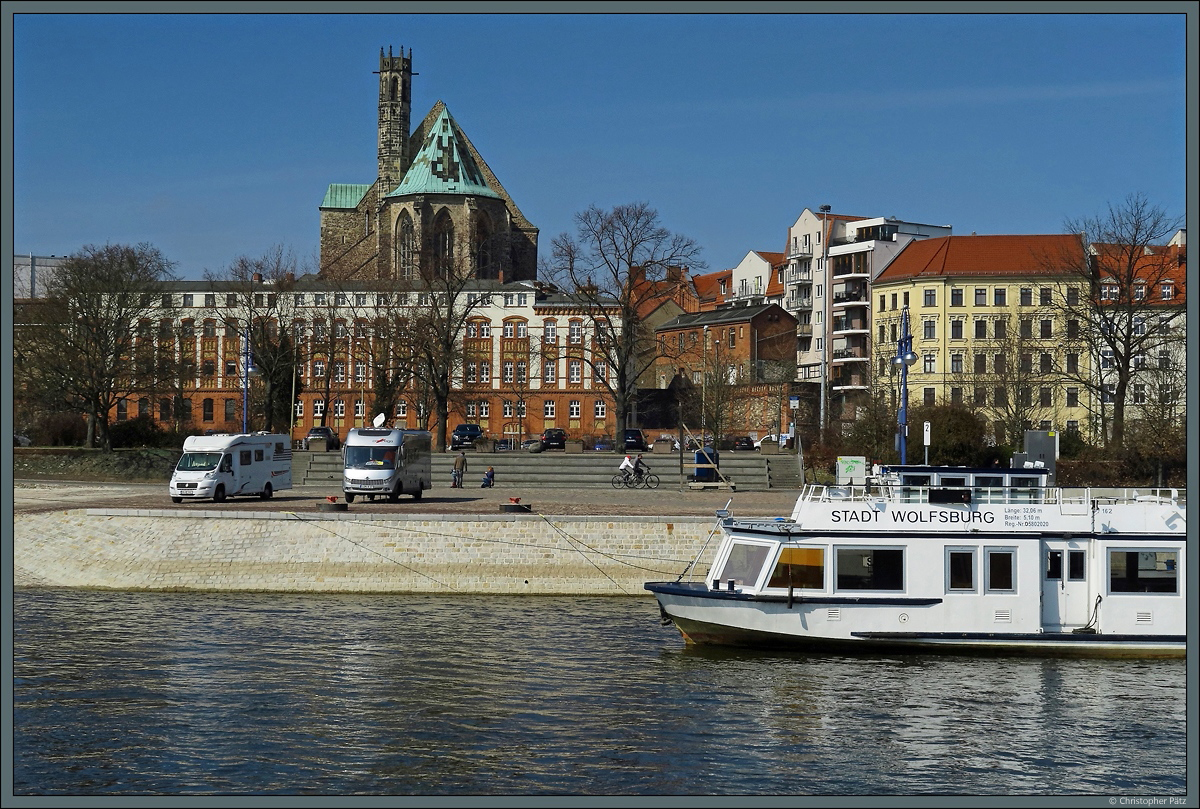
[540,428,568,450]
[14,433,32,447]
[522,438,541,452]
[622,428,651,452]
[451,424,485,450]
[753,434,783,449]
[494,438,516,451]
[732,436,755,451]
[592,435,614,451]
[305,426,340,451]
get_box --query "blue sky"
[9,9,1190,280]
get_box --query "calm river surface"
[12,589,1188,797]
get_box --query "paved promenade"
[12,479,802,520]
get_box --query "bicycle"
[612,469,659,489]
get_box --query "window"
[1161,283,1174,300]
[333,399,345,418]
[479,323,491,339]
[1103,384,1115,404]
[986,549,1016,592]
[1134,284,1146,301]
[335,322,348,338]
[516,360,528,383]
[544,400,555,418]
[543,322,557,342]
[201,360,215,377]
[354,399,364,418]
[334,362,346,382]
[355,362,365,383]
[569,400,581,418]
[950,288,963,307]
[480,361,490,383]
[569,360,582,383]
[516,321,528,338]
[466,403,477,419]
[1133,384,1146,405]
[1020,353,1033,373]
[503,400,514,418]
[503,361,514,383]
[975,288,987,306]
[466,362,477,383]
[1039,287,1052,306]
[923,388,935,407]
[295,400,303,418]
[1066,353,1079,374]
[543,360,556,383]
[569,321,583,344]
[947,549,976,591]
[1039,387,1052,407]
[923,354,936,373]
[1133,317,1146,336]
[879,324,886,343]
[903,291,909,307]
[1067,387,1079,407]
[1100,284,1118,301]
[767,547,824,589]
[1101,349,1114,370]
[593,361,607,382]
[890,293,897,310]
[994,319,1007,339]
[1109,550,1178,593]
[504,322,514,338]
[395,401,407,417]
[1039,353,1052,373]
[994,354,1006,374]
[313,399,325,418]
[314,360,325,378]
[466,323,477,339]
[950,386,963,404]
[594,400,606,418]
[974,354,987,374]
[1020,319,1033,339]
[951,354,963,373]
[880,294,887,311]
[1040,320,1052,338]
[924,289,936,307]
[116,399,128,422]
[225,399,236,420]
[951,320,963,339]
[993,288,1006,307]
[975,319,988,339]
[1067,319,1079,339]
[715,541,774,588]
[517,401,526,417]
[994,387,1007,407]
[836,548,903,590]
[1020,288,1033,306]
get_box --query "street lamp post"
[892,305,918,464]
[701,325,709,440]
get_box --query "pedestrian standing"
[452,451,468,488]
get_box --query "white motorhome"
[342,427,431,502]
[170,433,293,503]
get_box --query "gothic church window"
[396,213,415,279]
[432,210,455,278]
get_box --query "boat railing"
[796,484,1183,508]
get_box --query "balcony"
[786,296,813,310]
[788,266,812,282]
[831,291,867,307]
[787,244,813,259]
[831,318,868,334]
[831,347,868,361]
[795,323,813,336]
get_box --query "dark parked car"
[305,426,340,451]
[732,436,755,451]
[623,428,650,452]
[494,438,516,451]
[451,424,485,450]
[540,428,568,450]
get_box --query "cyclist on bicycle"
[618,454,635,482]
[633,454,649,481]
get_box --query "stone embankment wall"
[14,509,721,595]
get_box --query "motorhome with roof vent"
[170,433,293,503]
[342,427,431,502]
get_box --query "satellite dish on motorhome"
[373,413,386,428]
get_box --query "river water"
[12,589,1188,797]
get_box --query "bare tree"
[545,202,704,445]
[21,243,177,449]
[1043,193,1184,449]
[205,246,307,433]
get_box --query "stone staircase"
[292,448,795,490]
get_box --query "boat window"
[1068,550,1086,581]
[767,547,824,589]
[1046,550,1062,580]
[947,548,976,591]
[1109,550,1178,594]
[835,548,903,591]
[985,548,1016,592]
[715,542,773,587]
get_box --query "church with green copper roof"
[318,46,539,283]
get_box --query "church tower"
[377,46,413,197]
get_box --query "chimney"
[252,273,263,283]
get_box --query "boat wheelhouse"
[646,466,1186,658]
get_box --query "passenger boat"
[645,465,1187,658]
